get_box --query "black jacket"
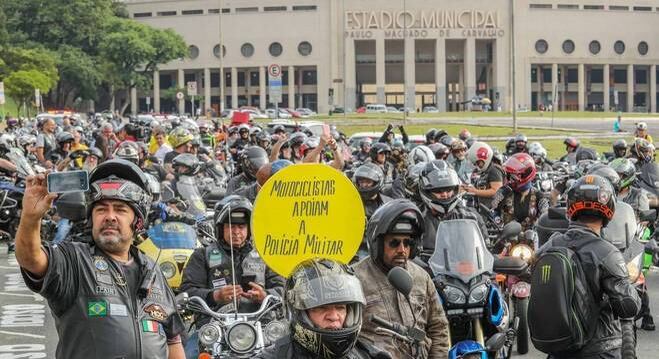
[539,224,641,357]
[179,240,284,327]
[256,336,391,359]
[421,201,489,258]
[226,172,255,195]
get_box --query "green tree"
[53,45,102,107]
[5,70,56,116]
[100,18,186,114]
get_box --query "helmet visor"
[291,274,365,310]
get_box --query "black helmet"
[566,174,616,226]
[403,162,425,199]
[439,135,454,148]
[88,146,104,160]
[429,143,450,160]
[369,143,391,162]
[419,160,461,216]
[272,124,286,134]
[172,153,201,176]
[587,163,621,192]
[433,130,449,144]
[213,195,253,240]
[288,132,307,148]
[633,138,654,163]
[352,163,384,200]
[88,159,152,230]
[609,158,637,189]
[285,258,365,359]
[612,139,628,158]
[391,139,405,153]
[365,199,424,264]
[56,131,74,145]
[575,147,598,162]
[425,128,438,144]
[240,146,269,180]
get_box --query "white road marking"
[0,330,45,339]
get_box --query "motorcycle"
[177,293,288,358]
[491,221,534,355]
[426,218,527,358]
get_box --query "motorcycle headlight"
[227,322,257,353]
[541,179,552,192]
[264,320,288,344]
[199,323,221,346]
[443,285,466,305]
[160,262,176,279]
[469,284,488,304]
[510,244,534,263]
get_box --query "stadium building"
[124,0,659,115]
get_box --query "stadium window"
[133,12,152,18]
[236,7,258,13]
[609,5,629,10]
[529,4,552,9]
[293,5,318,11]
[557,4,579,9]
[583,5,605,10]
[182,10,204,15]
[634,6,652,11]
[264,6,287,12]
[157,11,177,16]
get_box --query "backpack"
[528,234,600,354]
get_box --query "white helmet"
[528,142,547,160]
[407,145,435,167]
[467,141,493,173]
[637,122,648,131]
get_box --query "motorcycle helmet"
[272,124,286,135]
[352,163,384,200]
[404,162,425,199]
[364,199,424,264]
[419,160,462,215]
[285,258,365,359]
[637,122,648,131]
[213,195,253,240]
[238,124,250,138]
[299,137,320,157]
[288,132,307,148]
[612,139,628,158]
[528,142,547,164]
[425,128,438,144]
[256,132,271,150]
[609,158,636,189]
[240,146,269,180]
[6,118,18,129]
[429,143,450,160]
[249,126,262,137]
[587,163,621,193]
[439,135,454,148]
[433,130,449,144]
[467,141,494,173]
[514,133,528,152]
[459,129,472,141]
[503,153,537,191]
[168,127,194,148]
[566,174,616,226]
[449,340,486,359]
[88,146,104,160]
[564,137,580,152]
[87,159,152,230]
[369,143,391,162]
[391,139,405,154]
[633,138,654,163]
[407,145,435,167]
[171,153,201,176]
[451,139,468,153]
[56,131,74,145]
[114,142,140,164]
[359,138,373,151]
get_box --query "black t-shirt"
[114,257,141,299]
[476,164,504,207]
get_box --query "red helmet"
[503,153,537,190]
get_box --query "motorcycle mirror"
[640,209,657,222]
[387,266,413,298]
[175,292,189,307]
[485,332,507,351]
[501,221,522,239]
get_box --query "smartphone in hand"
[240,274,257,292]
[47,170,89,194]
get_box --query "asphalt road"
[0,245,658,358]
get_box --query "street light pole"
[510,0,518,132]
[218,0,224,114]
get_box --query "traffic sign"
[187,82,197,96]
[268,64,282,104]
[0,82,4,105]
[176,92,185,100]
[146,96,151,105]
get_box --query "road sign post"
[268,64,282,119]
[187,82,198,116]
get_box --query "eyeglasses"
[386,238,412,249]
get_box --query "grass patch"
[0,96,19,118]
[312,111,653,120]
[337,123,577,138]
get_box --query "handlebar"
[186,294,280,321]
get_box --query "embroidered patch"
[94,257,109,271]
[96,272,113,285]
[141,319,160,333]
[88,300,107,317]
[110,303,128,317]
[144,304,167,321]
[212,278,227,289]
[95,285,117,296]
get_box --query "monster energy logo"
[541,265,551,283]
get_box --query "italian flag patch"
[141,319,159,333]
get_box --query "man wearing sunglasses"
[355,199,449,358]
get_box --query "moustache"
[100,224,120,232]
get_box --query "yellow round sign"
[252,164,365,278]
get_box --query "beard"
[94,225,131,254]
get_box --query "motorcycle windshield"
[639,163,659,196]
[6,149,34,178]
[602,201,637,251]
[429,219,494,283]
[147,222,197,249]
[176,176,207,217]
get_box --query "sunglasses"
[386,238,413,249]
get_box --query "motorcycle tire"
[514,297,529,355]
[620,318,636,359]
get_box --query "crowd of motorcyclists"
[2,111,658,359]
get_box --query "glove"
[386,124,394,132]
